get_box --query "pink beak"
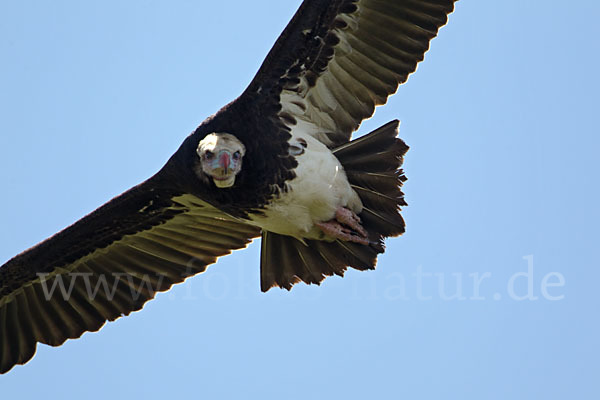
[219,152,231,174]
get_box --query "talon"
[315,207,369,245]
[334,207,367,238]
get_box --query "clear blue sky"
[1,1,598,398]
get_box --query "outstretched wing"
[0,180,260,374]
[243,0,457,146]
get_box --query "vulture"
[0,0,457,373]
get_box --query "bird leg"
[316,207,369,245]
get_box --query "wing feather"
[0,184,259,374]
[243,0,457,146]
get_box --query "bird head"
[196,133,246,188]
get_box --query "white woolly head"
[196,133,246,188]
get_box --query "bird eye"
[204,151,214,160]
[233,151,241,160]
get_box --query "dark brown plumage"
[0,0,458,374]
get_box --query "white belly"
[248,131,362,240]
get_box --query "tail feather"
[260,120,408,292]
[360,207,405,238]
[345,170,403,197]
[260,232,380,292]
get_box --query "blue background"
[1,1,598,398]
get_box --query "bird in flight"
[0,0,457,373]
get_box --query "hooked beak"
[219,151,231,175]
[207,150,237,188]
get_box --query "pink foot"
[316,207,369,245]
